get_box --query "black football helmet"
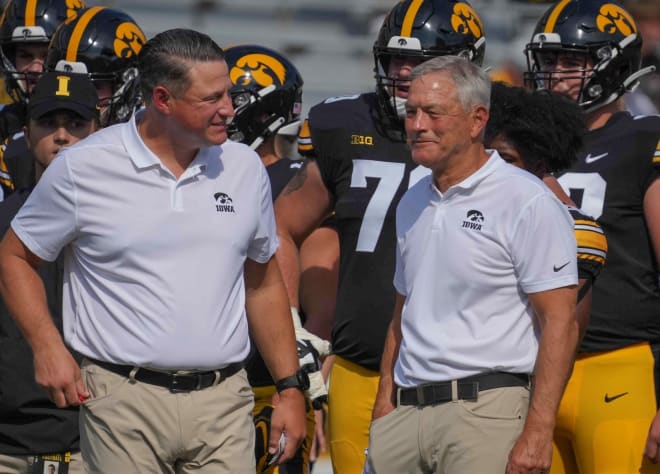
[224,44,303,150]
[0,0,85,102]
[46,6,146,126]
[524,0,655,113]
[373,0,486,125]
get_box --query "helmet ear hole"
[224,44,304,150]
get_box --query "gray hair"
[138,28,225,102]
[410,55,490,111]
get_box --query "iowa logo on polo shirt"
[462,209,484,231]
[214,192,235,213]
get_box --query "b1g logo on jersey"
[351,134,373,146]
[214,192,235,213]
[230,53,286,88]
[114,21,146,59]
[462,209,484,231]
[597,3,637,36]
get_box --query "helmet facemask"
[225,45,304,151]
[374,44,427,122]
[229,84,301,150]
[92,66,141,127]
[0,27,50,102]
[374,37,485,126]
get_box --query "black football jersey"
[246,157,305,387]
[0,102,26,143]
[557,112,660,352]
[1,131,35,195]
[0,138,15,200]
[300,93,429,371]
[0,103,28,200]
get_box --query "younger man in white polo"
[0,29,306,473]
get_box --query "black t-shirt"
[0,189,80,454]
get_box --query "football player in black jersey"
[525,0,660,472]
[273,1,486,472]
[225,44,336,474]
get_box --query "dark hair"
[485,82,586,175]
[138,28,225,102]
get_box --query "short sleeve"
[11,152,77,261]
[246,163,278,263]
[510,192,578,294]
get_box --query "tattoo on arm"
[282,160,310,195]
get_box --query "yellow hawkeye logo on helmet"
[114,21,145,59]
[230,53,286,88]
[596,3,637,36]
[451,3,483,38]
[66,0,86,20]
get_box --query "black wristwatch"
[275,369,310,393]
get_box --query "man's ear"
[151,85,173,114]
[471,104,489,140]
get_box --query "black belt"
[91,359,243,393]
[398,372,529,407]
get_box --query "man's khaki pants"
[368,386,529,474]
[80,359,255,473]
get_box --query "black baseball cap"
[28,71,99,121]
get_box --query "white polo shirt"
[12,110,277,370]
[393,151,577,387]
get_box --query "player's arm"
[643,177,660,269]
[542,174,575,206]
[572,210,607,343]
[299,224,339,341]
[244,255,306,463]
[507,285,579,474]
[643,176,660,463]
[372,292,405,421]
[273,159,333,308]
[0,228,87,407]
[575,280,592,343]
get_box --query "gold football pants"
[552,342,658,474]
